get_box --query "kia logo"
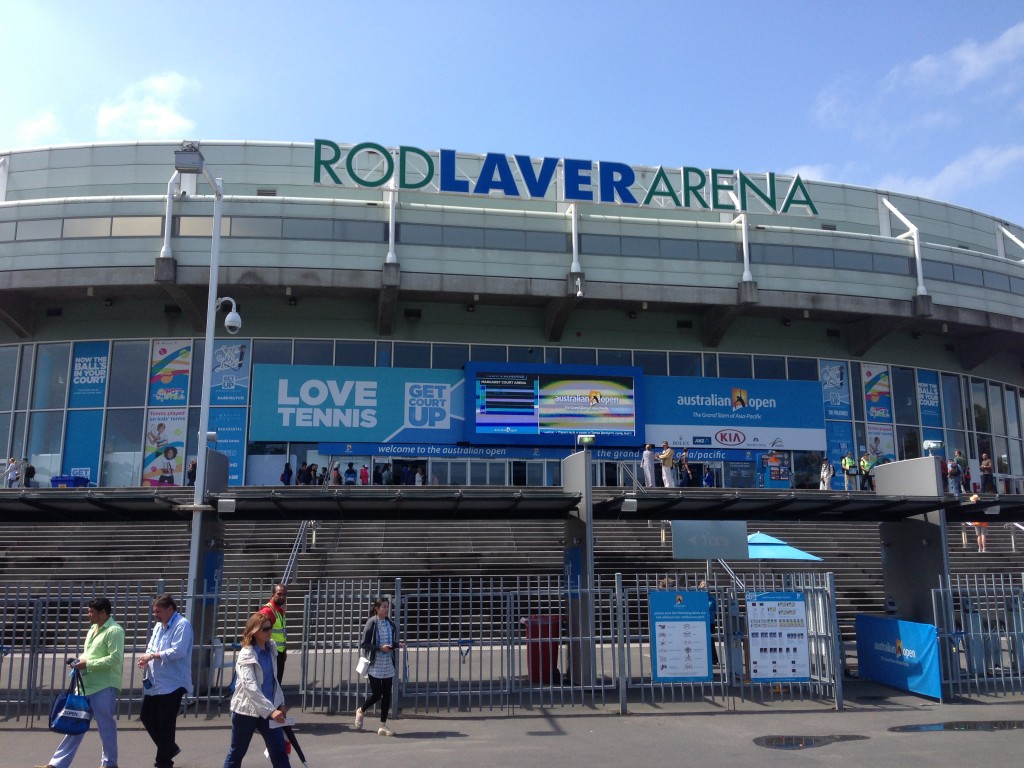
[715,429,745,445]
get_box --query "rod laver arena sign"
[313,140,817,215]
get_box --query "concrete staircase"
[4,518,1022,644]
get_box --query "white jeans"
[48,686,118,768]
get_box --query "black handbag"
[49,668,92,735]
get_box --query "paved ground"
[4,681,1024,768]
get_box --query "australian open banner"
[855,615,940,699]
[645,377,826,451]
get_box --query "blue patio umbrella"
[747,531,822,561]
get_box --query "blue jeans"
[223,711,290,768]
[48,685,118,768]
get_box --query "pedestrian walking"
[138,593,193,768]
[34,597,125,768]
[222,613,291,768]
[354,597,403,736]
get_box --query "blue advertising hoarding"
[250,365,465,443]
[649,591,713,682]
[68,341,109,408]
[855,615,941,699]
[645,377,825,451]
[819,359,851,421]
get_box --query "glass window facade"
[1,335,1022,491]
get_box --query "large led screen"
[464,362,644,446]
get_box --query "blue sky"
[4,2,1024,224]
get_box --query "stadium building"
[1,139,1023,494]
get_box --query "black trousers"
[141,687,186,767]
[359,674,393,723]
[276,649,286,684]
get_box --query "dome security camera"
[224,309,242,334]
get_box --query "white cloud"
[783,164,832,182]
[876,145,1024,201]
[885,21,1024,93]
[14,111,60,146]
[96,72,197,140]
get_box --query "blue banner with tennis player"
[250,364,465,443]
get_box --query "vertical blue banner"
[62,409,103,482]
[863,363,893,423]
[210,339,251,405]
[148,339,191,406]
[917,369,942,428]
[69,341,110,408]
[209,407,248,485]
[825,421,855,490]
[819,359,851,421]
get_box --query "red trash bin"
[523,614,560,683]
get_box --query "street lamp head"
[174,146,205,174]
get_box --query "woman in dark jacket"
[354,597,401,736]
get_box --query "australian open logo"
[404,383,451,429]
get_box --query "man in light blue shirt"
[137,594,193,768]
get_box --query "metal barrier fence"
[300,571,844,714]
[1,572,842,726]
[933,572,1024,698]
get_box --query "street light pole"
[193,175,222,506]
[171,146,234,631]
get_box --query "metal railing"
[2,571,843,726]
[932,572,1024,698]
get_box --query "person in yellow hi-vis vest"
[859,452,875,492]
[841,452,857,491]
[258,584,288,685]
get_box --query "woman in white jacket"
[222,613,291,768]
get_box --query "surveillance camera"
[223,310,242,334]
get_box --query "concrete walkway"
[5,682,1024,768]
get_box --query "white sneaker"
[354,707,364,730]
[378,724,394,736]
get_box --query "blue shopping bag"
[49,669,92,735]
